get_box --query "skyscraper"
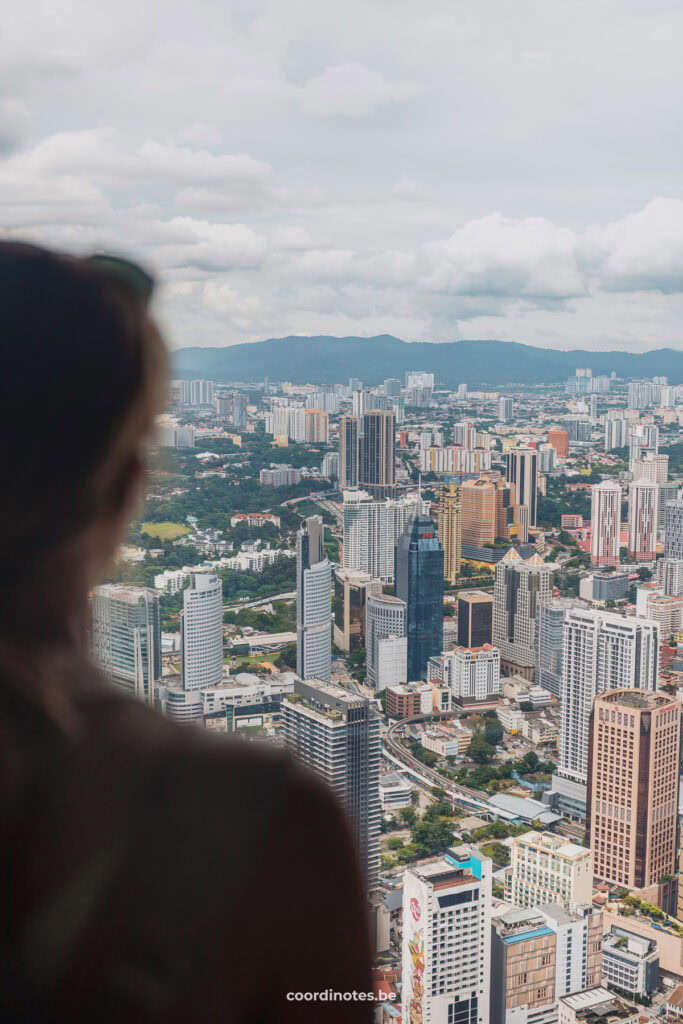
[536,597,575,698]
[436,482,461,585]
[587,690,680,911]
[505,447,538,526]
[590,479,621,567]
[366,592,407,691]
[339,414,359,488]
[181,571,224,691]
[664,500,683,559]
[604,417,629,451]
[359,409,395,499]
[92,584,161,704]
[552,608,659,820]
[282,680,380,888]
[342,489,425,582]
[296,515,331,681]
[332,568,382,653]
[395,515,444,681]
[498,396,513,422]
[492,549,553,680]
[657,557,683,596]
[457,590,493,647]
[548,427,569,458]
[627,480,657,560]
[402,847,492,1024]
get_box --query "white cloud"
[299,63,423,117]
[585,197,683,294]
[0,97,31,154]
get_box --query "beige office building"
[505,831,593,909]
[437,481,462,584]
[587,689,680,906]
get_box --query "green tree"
[467,732,496,764]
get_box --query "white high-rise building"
[498,396,513,422]
[296,516,331,681]
[631,451,669,484]
[402,846,492,1024]
[506,831,593,910]
[657,557,683,596]
[604,418,629,451]
[405,371,435,389]
[366,593,406,690]
[628,381,654,410]
[434,645,501,705]
[181,572,224,692]
[179,379,214,406]
[664,500,683,560]
[627,480,658,561]
[342,489,426,583]
[559,608,659,788]
[590,480,621,567]
[92,584,161,704]
[493,549,554,679]
[282,680,380,888]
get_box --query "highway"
[223,590,296,612]
[383,714,489,811]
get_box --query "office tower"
[437,482,461,585]
[402,847,492,1024]
[627,480,657,560]
[590,480,621,566]
[657,557,683,596]
[490,904,603,1024]
[367,593,407,690]
[396,515,444,681]
[342,489,425,582]
[604,417,629,451]
[548,427,569,458]
[587,690,680,910]
[339,414,359,488]
[498,396,513,422]
[282,680,380,888]
[359,409,395,499]
[536,597,575,698]
[493,549,553,680]
[664,500,683,559]
[505,448,538,525]
[384,377,401,397]
[321,450,339,480]
[332,568,382,653]
[506,832,592,909]
[181,571,224,691]
[457,590,493,647]
[557,609,659,800]
[304,408,329,443]
[460,474,517,548]
[438,644,500,706]
[657,481,678,532]
[92,584,161,704]
[296,516,331,681]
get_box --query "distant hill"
[172,335,683,386]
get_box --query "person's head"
[0,241,168,643]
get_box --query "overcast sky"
[2,0,682,351]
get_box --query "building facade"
[366,593,407,691]
[92,584,161,704]
[590,480,622,567]
[505,448,538,526]
[505,831,592,909]
[339,414,359,488]
[360,409,395,499]
[296,516,332,681]
[342,489,425,583]
[627,480,658,561]
[457,590,493,648]
[181,571,224,692]
[437,482,462,584]
[332,568,382,653]
[396,515,444,681]
[493,549,553,680]
[664,500,683,560]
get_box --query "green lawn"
[141,521,191,541]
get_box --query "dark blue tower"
[395,515,444,681]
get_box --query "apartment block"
[505,832,592,909]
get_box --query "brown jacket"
[0,665,374,1022]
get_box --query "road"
[383,714,489,811]
[223,590,296,612]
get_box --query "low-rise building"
[421,724,471,758]
[379,772,414,811]
[602,925,659,999]
[519,710,559,746]
[153,568,189,594]
[558,988,638,1024]
[385,682,432,718]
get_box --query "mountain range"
[172,335,683,387]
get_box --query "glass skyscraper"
[395,514,444,680]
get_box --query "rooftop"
[511,830,589,858]
[559,987,636,1023]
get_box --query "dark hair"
[0,241,167,636]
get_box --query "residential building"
[493,549,554,680]
[587,690,680,907]
[632,451,669,484]
[431,645,501,707]
[437,482,462,584]
[627,480,657,560]
[259,466,301,486]
[505,831,592,909]
[360,409,395,499]
[505,448,538,525]
[457,590,493,647]
[339,414,360,488]
[590,480,621,567]
[402,847,492,1024]
[499,396,514,422]
[548,427,569,458]
[665,500,683,560]
[366,593,407,691]
[296,516,331,682]
[604,418,629,452]
[536,597,575,697]
[282,679,380,888]
[657,557,683,596]
[178,378,214,406]
[639,592,683,637]
[321,450,339,480]
[602,925,659,999]
[658,481,679,532]
[181,572,224,692]
[342,489,426,583]
[396,515,444,681]
[304,407,329,443]
[92,584,161,704]
[332,568,382,653]
[153,568,188,594]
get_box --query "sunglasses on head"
[85,253,155,304]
